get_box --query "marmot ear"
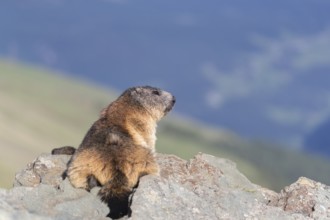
[134,87,143,93]
[129,87,142,98]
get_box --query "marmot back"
[53,86,175,218]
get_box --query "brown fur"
[56,86,175,213]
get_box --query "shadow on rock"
[106,195,132,219]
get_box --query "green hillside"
[1,59,330,191]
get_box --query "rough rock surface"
[1,153,330,219]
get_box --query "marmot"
[53,86,175,216]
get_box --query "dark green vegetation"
[1,59,330,191]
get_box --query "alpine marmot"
[52,85,175,216]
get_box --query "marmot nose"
[172,96,176,105]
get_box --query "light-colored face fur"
[125,86,175,121]
[104,86,175,150]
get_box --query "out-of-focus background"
[1,0,330,191]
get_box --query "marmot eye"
[152,90,160,96]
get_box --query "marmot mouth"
[164,96,176,113]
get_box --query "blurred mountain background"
[1,0,330,190]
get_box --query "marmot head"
[120,86,176,121]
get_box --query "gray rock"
[275,177,330,219]
[14,154,71,187]
[1,152,330,219]
[130,153,310,220]
[2,153,109,220]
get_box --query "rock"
[276,177,330,219]
[1,152,330,219]
[130,153,308,220]
[2,154,109,220]
[14,154,71,187]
